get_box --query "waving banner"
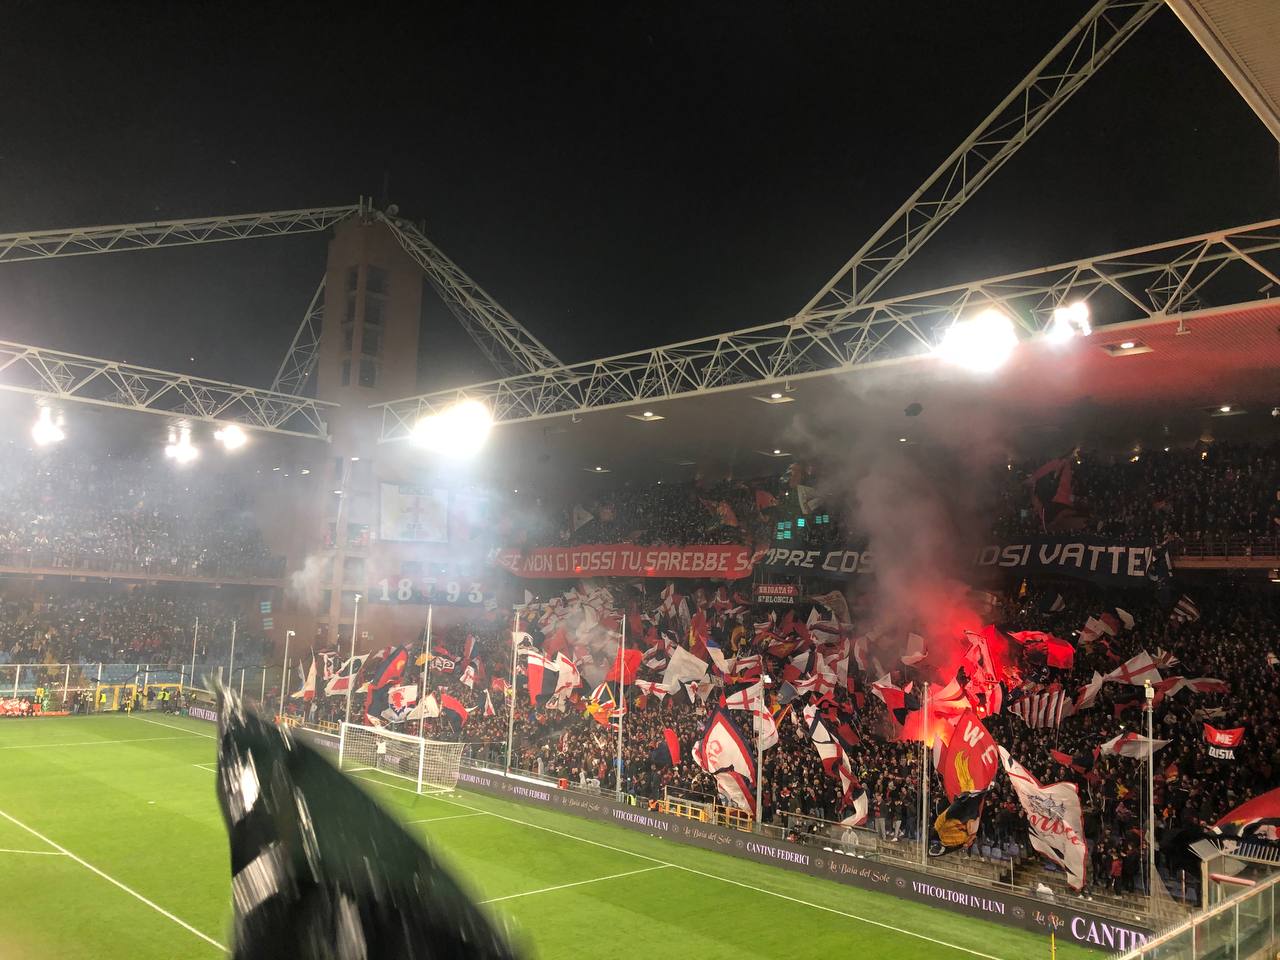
[938,710,999,801]
[1204,723,1245,761]
[974,537,1155,586]
[1000,747,1087,889]
[491,544,754,580]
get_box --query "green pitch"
[0,715,1092,960]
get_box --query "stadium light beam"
[411,399,493,457]
[1045,301,1092,345]
[31,406,65,446]
[165,424,199,464]
[936,307,1018,373]
[214,423,248,451]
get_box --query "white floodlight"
[937,307,1019,373]
[411,399,493,457]
[165,425,199,464]
[31,407,65,447]
[214,423,248,451]
[1046,301,1091,344]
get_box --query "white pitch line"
[0,847,67,856]
[480,864,668,904]
[136,716,217,740]
[355,778,1008,960]
[407,812,486,824]
[191,762,218,773]
[0,736,198,750]
[0,808,227,954]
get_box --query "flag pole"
[418,605,433,737]
[1144,680,1156,915]
[228,619,237,684]
[190,617,200,691]
[505,610,519,775]
[280,629,294,715]
[755,713,764,831]
[344,595,361,726]
[920,680,930,867]
[615,617,626,802]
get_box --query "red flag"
[606,647,643,686]
[1009,631,1075,670]
[937,710,999,800]
[440,693,468,726]
[662,727,680,765]
[1204,723,1244,747]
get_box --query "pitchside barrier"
[276,720,1148,952]
[453,762,1151,954]
[1114,869,1279,959]
[0,661,284,714]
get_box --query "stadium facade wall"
[456,766,1152,954]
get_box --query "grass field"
[0,714,1094,960]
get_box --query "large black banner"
[456,766,1150,953]
[756,545,874,579]
[973,537,1154,586]
[758,537,1154,587]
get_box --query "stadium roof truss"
[0,200,564,438]
[3,0,1275,444]
[371,218,1280,438]
[0,340,338,439]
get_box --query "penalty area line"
[136,716,218,740]
[406,812,487,824]
[0,847,67,856]
[0,808,227,954]
[480,864,669,904]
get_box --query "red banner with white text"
[491,544,755,580]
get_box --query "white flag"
[999,747,1087,890]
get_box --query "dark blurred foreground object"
[215,692,521,960]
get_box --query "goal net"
[337,722,465,795]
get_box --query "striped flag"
[1170,595,1200,625]
[1008,685,1071,728]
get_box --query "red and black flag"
[650,727,681,767]
[440,692,469,728]
[1029,456,1081,531]
[1204,723,1245,761]
[364,645,410,724]
[1050,747,1099,775]
[523,649,560,706]
[1213,786,1280,851]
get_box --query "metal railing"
[0,549,286,583]
[0,661,285,713]
[1116,870,1280,958]
[1176,537,1280,562]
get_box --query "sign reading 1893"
[372,578,491,606]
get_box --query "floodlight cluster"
[30,406,65,447]
[411,399,494,457]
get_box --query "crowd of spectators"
[0,588,268,665]
[0,445,280,579]
[505,442,1280,554]
[990,441,1280,543]
[363,577,1276,906]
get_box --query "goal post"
[337,722,465,795]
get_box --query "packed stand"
[0,588,268,665]
[990,442,1280,544]
[329,576,1277,909]
[0,445,280,579]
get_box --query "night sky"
[2,0,1277,394]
